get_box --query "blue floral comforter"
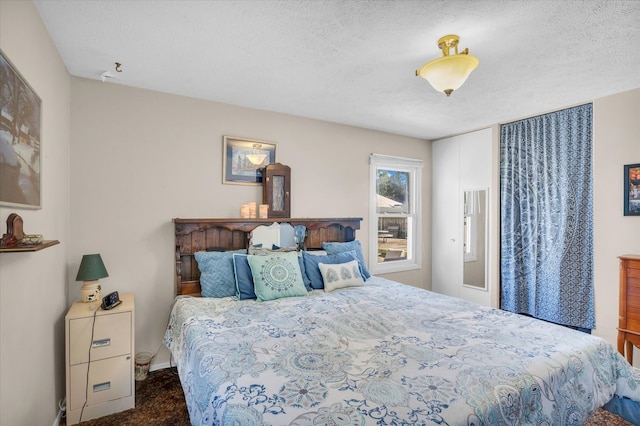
[164,276,640,425]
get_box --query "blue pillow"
[232,254,256,300]
[297,255,313,291]
[302,250,359,289]
[248,252,308,301]
[322,240,371,280]
[194,250,246,298]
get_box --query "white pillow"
[318,259,365,292]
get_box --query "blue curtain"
[500,104,594,329]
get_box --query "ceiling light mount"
[437,35,463,56]
[416,34,479,97]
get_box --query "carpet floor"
[65,368,632,425]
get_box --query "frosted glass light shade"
[416,34,479,96]
[417,54,479,96]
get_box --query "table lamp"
[75,254,109,302]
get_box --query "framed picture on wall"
[0,49,42,209]
[624,163,640,216]
[222,136,277,185]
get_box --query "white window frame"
[369,154,423,274]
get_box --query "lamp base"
[81,280,101,303]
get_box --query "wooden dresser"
[617,254,640,363]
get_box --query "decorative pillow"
[232,254,256,300]
[248,252,308,302]
[194,249,247,298]
[302,250,359,289]
[245,247,312,291]
[233,252,312,296]
[322,240,371,280]
[297,255,313,291]
[319,259,365,292]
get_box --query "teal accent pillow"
[322,240,371,280]
[247,252,308,302]
[194,250,247,297]
[233,252,312,298]
[318,259,365,292]
[302,250,359,289]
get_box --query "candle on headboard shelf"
[240,204,249,218]
[248,202,257,218]
[259,204,269,218]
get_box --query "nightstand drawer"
[69,354,132,410]
[69,311,132,365]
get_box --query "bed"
[165,218,640,425]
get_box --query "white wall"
[592,88,640,359]
[0,1,71,424]
[69,77,432,370]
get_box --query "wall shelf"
[0,240,60,253]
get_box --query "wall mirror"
[463,189,488,290]
[250,222,296,248]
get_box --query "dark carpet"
[68,368,189,426]
[66,367,631,425]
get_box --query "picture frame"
[0,49,42,209]
[222,136,276,185]
[624,163,640,216]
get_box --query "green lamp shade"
[75,254,109,281]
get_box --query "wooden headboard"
[173,217,362,296]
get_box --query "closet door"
[432,128,494,306]
[431,139,460,297]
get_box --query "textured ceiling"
[33,0,640,140]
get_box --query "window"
[369,154,423,274]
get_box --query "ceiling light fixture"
[416,34,479,97]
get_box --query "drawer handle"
[92,338,111,348]
[93,381,111,392]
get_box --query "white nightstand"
[65,294,135,425]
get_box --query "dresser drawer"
[69,354,132,410]
[69,311,132,365]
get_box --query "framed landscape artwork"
[223,136,276,185]
[0,49,42,209]
[624,163,640,216]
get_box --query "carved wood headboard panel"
[173,217,362,296]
